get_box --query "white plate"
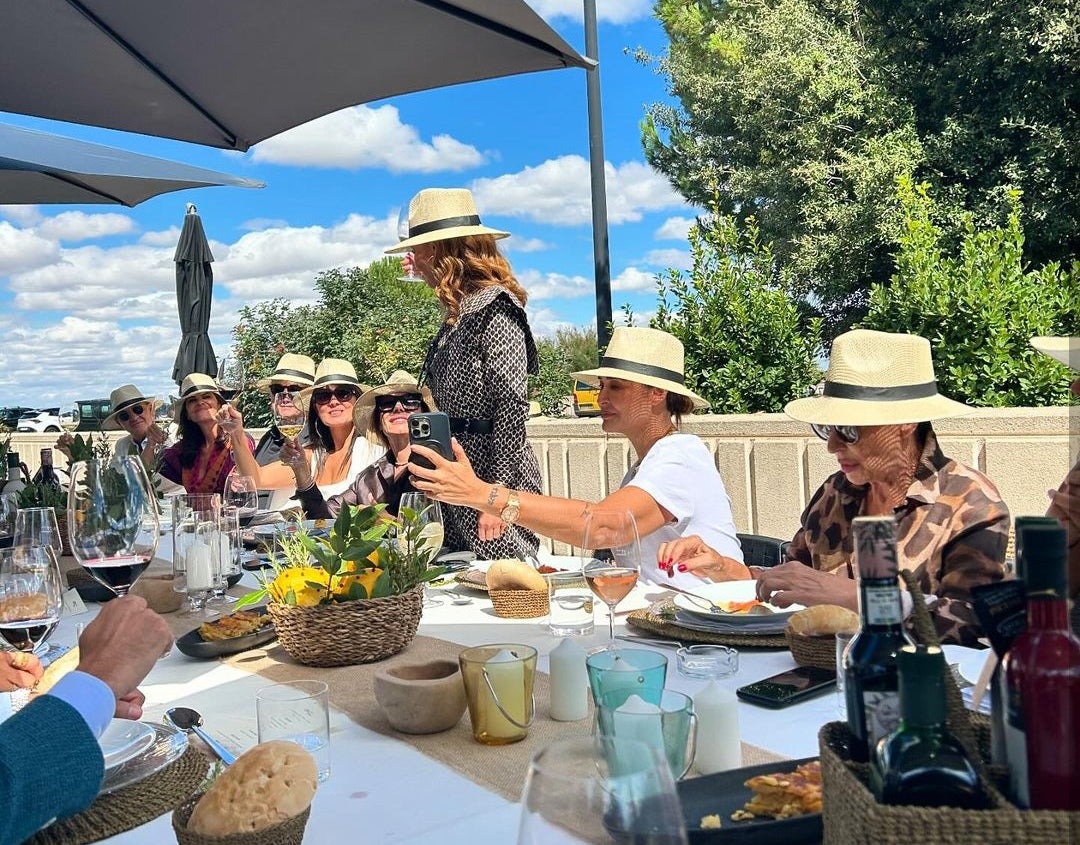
[941,644,992,686]
[99,721,188,795]
[670,579,803,623]
[99,719,156,770]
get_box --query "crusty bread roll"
[35,646,80,695]
[187,740,318,836]
[787,604,859,636]
[485,559,548,592]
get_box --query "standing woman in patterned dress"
[389,188,541,559]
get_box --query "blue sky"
[0,0,698,409]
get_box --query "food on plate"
[717,598,767,614]
[187,740,318,836]
[35,646,80,695]
[699,813,722,829]
[537,565,558,574]
[787,604,860,636]
[486,558,548,592]
[733,760,822,821]
[198,610,271,642]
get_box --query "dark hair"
[177,394,223,468]
[666,392,695,427]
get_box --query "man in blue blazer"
[0,596,173,845]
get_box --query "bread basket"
[172,796,310,845]
[489,588,549,619]
[785,628,839,671]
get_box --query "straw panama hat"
[296,359,368,409]
[256,353,316,391]
[1030,336,1079,371]
[175,373,226,422]
[385,188,509,254]
[573,327,708,409]
[101,384,163,430]
[784,329,972,426]
[355,370,436,431]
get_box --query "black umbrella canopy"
[0,122,263,206]
[0,0,590,151]
[172,204,218,385]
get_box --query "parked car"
[572,380,601,417]
[74,398,114,432]
[16,408,63,433]
[0,406,33,431]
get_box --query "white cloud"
[526,305,580,339]
[139,227,181,247]
[240,218,291,232]
[655,215,695,241]
[250,105,485,173]
[611,266,658,293]
[517,268,594,301]
[0,222,60,275]
[643,248,691,270]
[0,206,44,226]
[529,0,653,25]
[36,211,135,242]
[504,237,552,253]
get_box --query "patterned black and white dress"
[421,285,541,558]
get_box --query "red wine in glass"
[82,554,152,596]
[0,618,58,651]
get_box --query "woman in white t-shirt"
[409,327,746,587]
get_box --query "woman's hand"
[754,561,858,610]
[657,535,750,581]
[1,651,43,692]
[219,403,244,435]
[408,439,488,508]
[279,439,312,488]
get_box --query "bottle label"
[863,690,902,746]
[1003,674,1030,807]
[862,584,903,626]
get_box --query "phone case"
[408,412,454,470]
[736,667,836,709]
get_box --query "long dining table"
[43,541,855,844]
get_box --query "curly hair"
[427,235,528,323]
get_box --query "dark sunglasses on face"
[375,394,423,413]
[117,404,146,424]
[313,387,360,405]
[269,384,304,396]
[811,423,860,445]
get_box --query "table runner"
[223,635,782,802]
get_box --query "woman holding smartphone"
[389,188,541,558]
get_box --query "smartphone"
[408,411,454,470]
[736,665,836,709]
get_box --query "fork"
[661,583,728,615]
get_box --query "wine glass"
[0,493,18,549]
[14,507,63,560]
[67,457,160,597]
[0,545,63,655]
[208,505,242,606]
[272,388,306,442]
[62,406,80,432]
[517,736,688,845]
[224,472,259,522]
[399,492,445,606]
[396,205,421,282]
[582,510,641,649]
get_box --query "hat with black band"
[174,373,226,422]
[256,353,317,391]
[385,188,508,254]
[101,384,164,430]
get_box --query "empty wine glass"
[396,204,421,282]
[517,736,688,845]
[582,510,641,649]
[67,457,160,597]
[224,472,259,523]
[0,545,63,654]
[14,507,63,560]
[0,493,17,549]
[399,492,445,607]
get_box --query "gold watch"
[499,490,521,526]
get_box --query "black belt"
[448,417,493,435]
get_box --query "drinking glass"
[0,545,63,653]
[0,493,18,549]
[208,505,242,605]
[256,680,331,782]
[14,507,63,559]
[62,406,80,432]
[517,736,688,845]
[171,493,222,617]
[547,570,595,637]
[396,205,421,282]
[67,458,160,597]
[223,472,259,522]
[399,492,445,607]
[581,510,640,649]
[271,388,306,442]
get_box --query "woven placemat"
[27,745,209,845]
[225,635,781,801]
[626,602,790,649]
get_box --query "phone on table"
[736,666,836,709]
[408,412,455,470]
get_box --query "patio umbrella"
[0,0,590,151]
[172,204,218,385]
[0,122,262,206]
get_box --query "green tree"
[651,212,823,413]
[555,326,599,372]
[861,179,1080,407]
[531,339,573,417]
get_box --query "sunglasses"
[811,423,860,445]
[313,387,360,405]
[116,404,146,424]
[269,384,304,396]
[375,394,423,413]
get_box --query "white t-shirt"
[621,432,743,589]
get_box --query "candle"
[549,639,589,721]
[481,648,526,740]
[612,693,666,753]
[185,539,214,590]
[693,681,741,774]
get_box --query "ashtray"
[676,644,738,679]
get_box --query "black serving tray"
[175,606,276,659]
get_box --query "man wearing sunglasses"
[252,354,316,467]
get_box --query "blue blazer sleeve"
[0,696,104,845]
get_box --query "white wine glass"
[271,387,306,442]
[399,492,445,607]
[582,510,641,649]
[0,545,63,654]
[517,736,688,845]
[396,204,421,282]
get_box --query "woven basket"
[172,796,310,845]
[785,629,837,671]
[489,588,549,618]
[267,584,423,667]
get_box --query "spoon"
[164,706,236,765]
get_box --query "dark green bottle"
[871,644,988,809]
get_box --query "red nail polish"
[677,564,688,572]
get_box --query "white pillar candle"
[599,654,645,703]
[481,648,526,740]
[549,639,589,721]
[185,539,214,590]
[612,693,666,756]
[693,681,741,774]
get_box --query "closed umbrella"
[172,204,218,385]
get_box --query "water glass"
[14,507,62,558]
[596,689,697,780]
[171,494,222,616]
[547,570,595,637]
[459,644,537,745]
[585,649,667,708]
[0,545,63,653]
[256,680,331,783]
[836,631,855,719]
[208,506,241,605]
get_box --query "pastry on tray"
[198,610,271,642]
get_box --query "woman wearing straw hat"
[231,359,381,499]
[388,187,542,558]
[1031,335,1080,601]
[160,374,255,496]
[285,370,435,518]
[409,326,745,587]
[664,329,1010,646]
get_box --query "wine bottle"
[1,453,27,496]
[1001,522,1080,810]
[31,448,61,488]
[871,644,988,808]
[844,516,914,762]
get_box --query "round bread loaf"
[787,604,859,636]
[485,559,548,592]
[187,740,318,836]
